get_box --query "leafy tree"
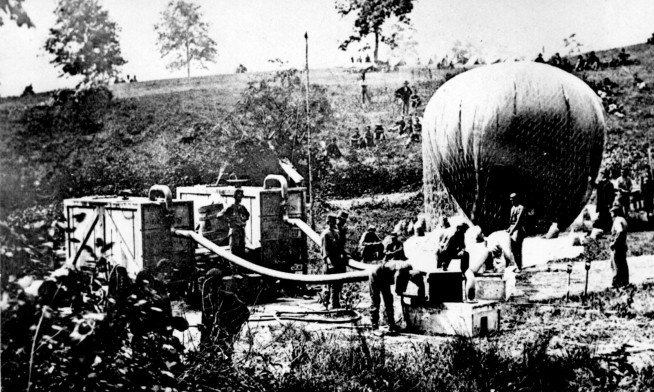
[154,0,218,79]
[335,0,415,62]
[44,0,126,83]
[0,0,33,27]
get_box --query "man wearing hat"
[506,193,525,271]
[218,188,250,258]
[394,81,413,115]
[436,222,469,271]
[321,214,344,308]
[358,225,384,262]
[609,206,629,288]
[200,268,250,358]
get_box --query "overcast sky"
[1,0,653,96]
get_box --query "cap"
[327,214,337,223]
[338,211,349,220]
[404,80,409,85]
[456,222,469,230]
[234,188,244,197]
[390,231,399,237]
[610,205,623,214]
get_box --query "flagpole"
[305,32,314,229]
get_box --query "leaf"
[95,238,104,247]
[70,238,81,243]
[73,212,86,223]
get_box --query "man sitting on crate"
[436,222,469,271]
[218,188,250,258]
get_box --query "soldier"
[592,169,615,231]
[321,214,344,308]
[618,48,631,65]
[391,116,406,135]
[384,231,407,261]
[326,137,343,159]
[609,206,629,288]
[574,55,586,71]
[350,128,361,148]
[587,51,600,70]
[436,222,469,271]
[534,53,545,63]
[506,193,526,271]
[374,124,385,141]
[200,268,250,358]
[363,125,375,148]
[616,168,633,215]
[368,259,413,331]
[358,225,384,262]
[395,81,413,115]
[218,188,250,258]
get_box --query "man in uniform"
[325,137,342,159]
[358,225,384,262]
[394,81,413,115]
[218,188,250,258]
[609,206,629,288]
[337,211,350,262]
[200,268,250,359]
[321,214,344,308]
[436,222,469,271]
[592,169,615,231]
[384,231,407,261]
[506,193,526,271]
[368,259,413,331]
[616,168,633,216]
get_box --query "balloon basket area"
[402,299,501,337]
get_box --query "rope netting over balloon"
[422,62,606,235]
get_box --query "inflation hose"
[172,228,371,284]
[248,309,362,324]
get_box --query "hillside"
[1,42,653,219]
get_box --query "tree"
[335,0,415,63]
[44,0,125,83]
[0,0,33,27]
[154,0,218,79]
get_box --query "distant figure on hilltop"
[548,52,562,66]
[618,48,631,65]
[534,53,545,63]
[21,84,35,97]
[587,51,600,70]
[574,55,586,71]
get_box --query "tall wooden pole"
[305,32,314,228]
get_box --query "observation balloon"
[422,62,606,233]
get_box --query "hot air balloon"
[422,62,606,234]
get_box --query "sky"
[0,0,653,96]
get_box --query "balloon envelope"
[422,62,606,234]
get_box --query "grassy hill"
[1,42,653,220]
